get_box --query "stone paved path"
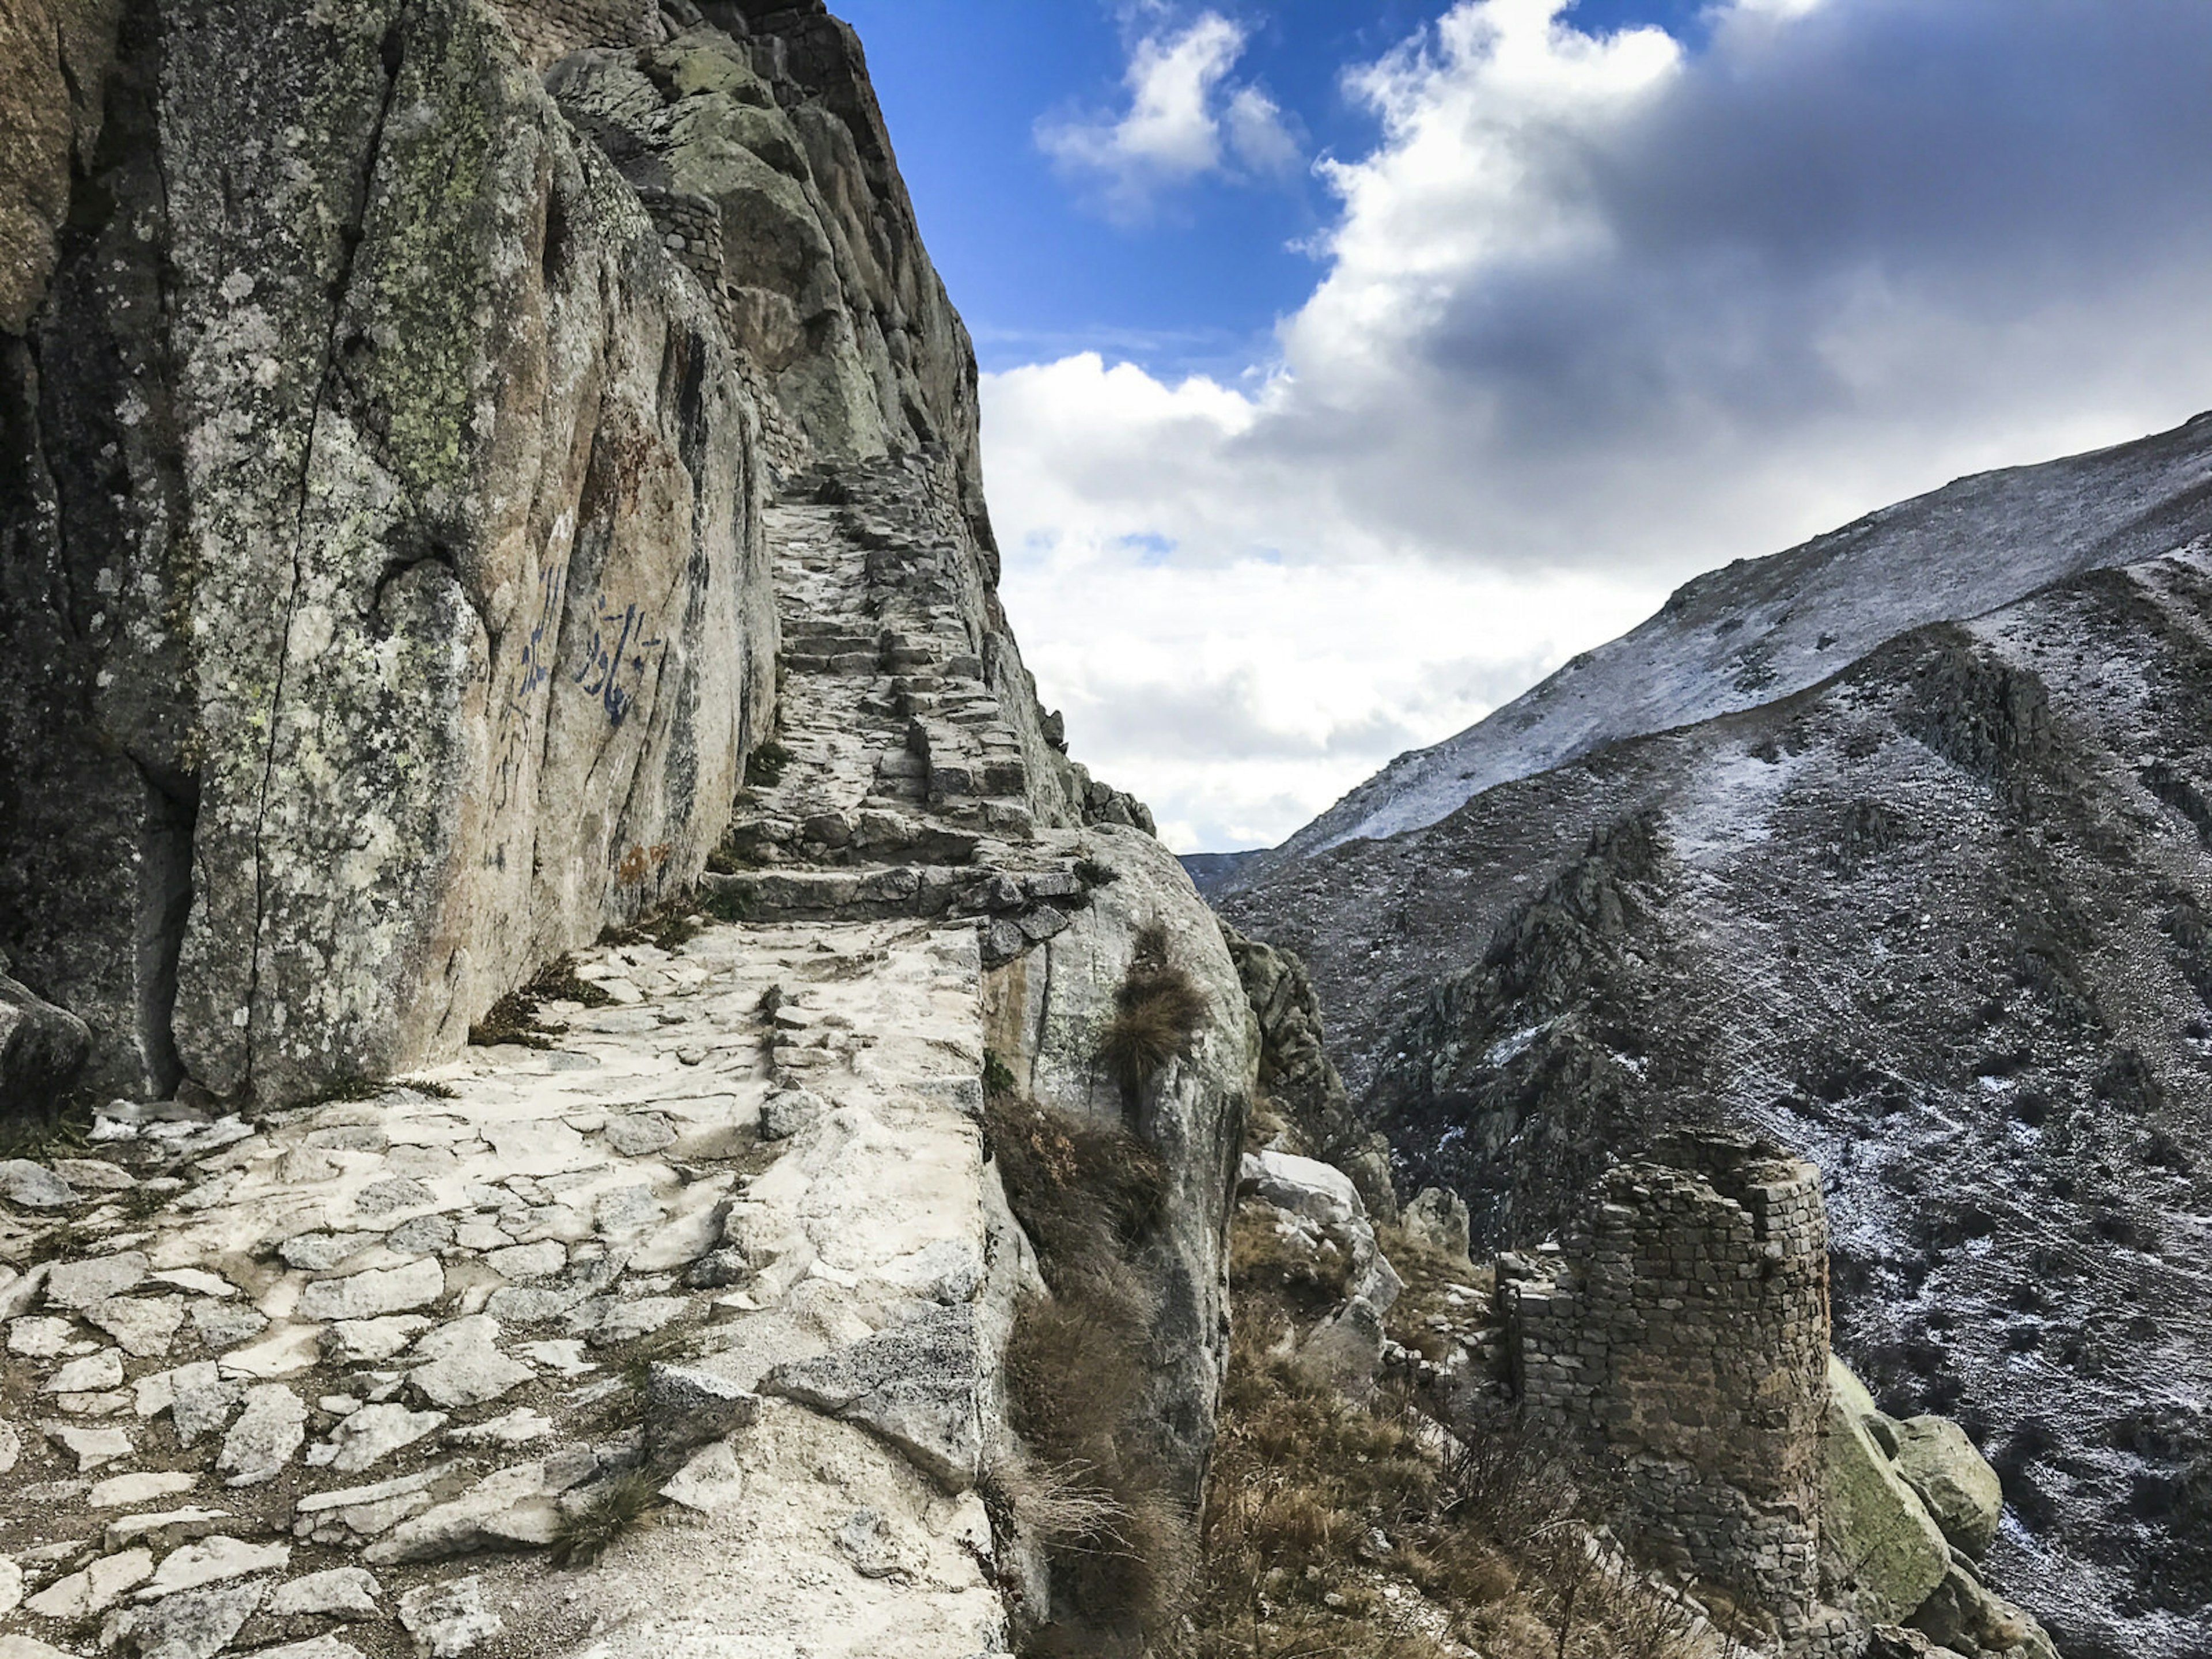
[0,915,1021,1659]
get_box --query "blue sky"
[832,1,2212,853]
[846,1,1715,377]
[842,0,1450,377]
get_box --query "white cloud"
[1039,12,1301,220]
[990,0,2212,849]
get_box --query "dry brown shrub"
[1228,1205,1354,1319]
[986,1084,1191,1652]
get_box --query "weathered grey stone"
[9,1315,74,1357]
[309,1403,449,1474]
[658,1438,745,1513]
[572,1296,687,1346]
[168,1365,246,1448]
[396,1577,502,1658]
[1908,1562,2040,1654]
[0,1160,78,1210]
[135,1535,289,1598]
[1821,1358,1950,1624]
[681,1248,751,1290]
[115,1578,266,1659]
[759,1088,824,1141]
[644,1362,760,1455]
[1401,1187,1472,1260]
[279,1234,377,1274]
[406,1316,533,1408]
[483,1242,566,1283]
[834,1508,902,1578]
[1241,1151,1363,1230]
[366,1457,597,1566]
[46,1348,124,1392]
[298,1259,445,1323]
[188,1302,268,1352]
[385,1215,456,1257]
[88,1296,185,1359]
[43,1420,131,1468]
[24,1546,152,1618]
[321,1317,433,1365]
[763,1303,980,1487]
[1891,1416,2005,1559]
[216,1384,306,1487]
[88,1471,197,1509]
[265,1567,382,1622]
[0,973,91,1116]
[246,1639,368,1659]
[604,1113,677,1156]
[46,1251,147,1309]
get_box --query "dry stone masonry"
[1506,1134,1851,1656]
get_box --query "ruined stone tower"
[1505,1132,1858,1656]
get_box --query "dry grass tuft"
[468,952,615,1048]
[987,1088,1168,1306]
[549,1468,664,1569]
[1098,925,1206,1094]
[1228,1205,1354,1320]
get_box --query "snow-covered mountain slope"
[1225,410,2212,886]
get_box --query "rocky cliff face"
[1218,446,2212,1658]
[0,6,1244,1658]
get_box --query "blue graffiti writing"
[573,603,665,729]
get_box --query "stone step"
[698,864,967,922]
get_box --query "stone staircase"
[706,456,1101,963]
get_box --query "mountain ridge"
[1217,408,2212,893]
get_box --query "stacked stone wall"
[1506,1132,1857,1657]
[491,0,660,67]
[630,184,810,476]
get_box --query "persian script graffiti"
[486,574,668,833]
[491,563,567,815]
[574,601,665,729]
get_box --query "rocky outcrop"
[0,0,1153,1112]
[1,5,1248,1655]
[983,825,1255,1518]
[1219,923,1395,1221]
[0,964,90,1116]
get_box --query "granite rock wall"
[0,0,782,1107]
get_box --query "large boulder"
[1237,1151,1404,1398]
[1821,1357,1952,1624]
[0,0,775,1104]
[1891,1415,2005,1559]
[1907,1562,2055,1659]
[982,823,1256,1514]
[0,968,89,1115]
[1402,1185,1472,1260]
